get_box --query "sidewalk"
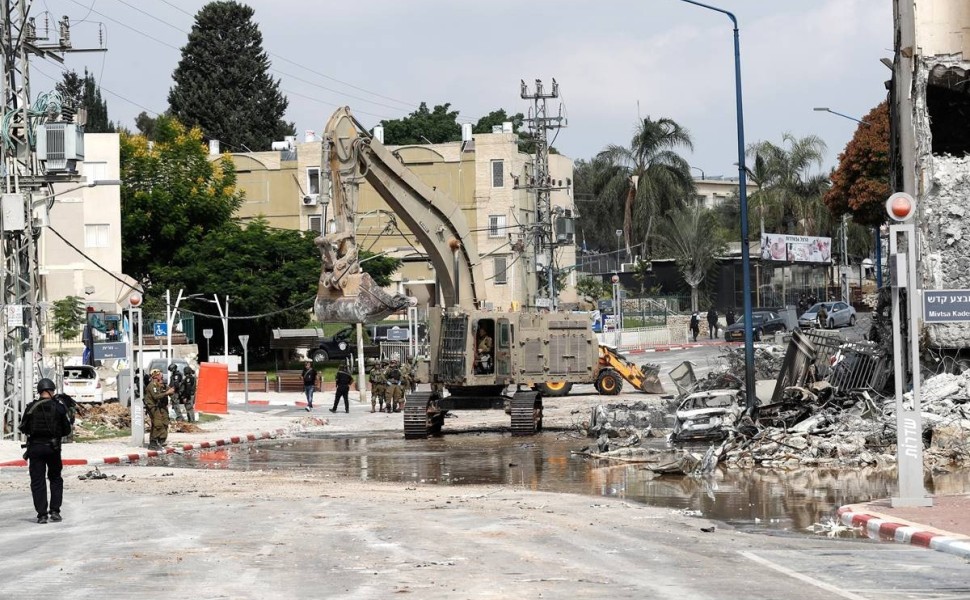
[838,495,970,559]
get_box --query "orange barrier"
[195,362,228,414]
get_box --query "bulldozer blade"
[639,364,665,394]
[315,272,410,323]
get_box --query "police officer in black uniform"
[19,378,72,524]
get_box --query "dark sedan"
[723,310,787,342]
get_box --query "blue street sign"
[154,322,168,337]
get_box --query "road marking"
[739,551,870,600]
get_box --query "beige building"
[41,133,134,317]
[218,129,578,313]
[693,175,759,209]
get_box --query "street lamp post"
[615,229,623,272]
[678,0,756,411]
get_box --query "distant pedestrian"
[725,309,736,327]
[706,307,718,339]
[689,312,700,342]
[301,361,318,411]
[331,364,354,413]
[19,378,72,524]
[168,363,185,421]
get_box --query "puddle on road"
[153,432,970,537]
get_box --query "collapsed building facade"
[905,0,970,347]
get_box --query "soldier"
[401,359,415,394]
[144,368,175,450]
[168,363,185,421]
[386,357,404,413]
[330,364,354,413]
[20,378,73,524]
[181,365,197,423]
[368,359,387,413]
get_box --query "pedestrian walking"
[689,312,700,342]
[19,378,72,524]
[706,307,718,340]
[144,368,174,450]
[301,361,318,411]
[330,364,354,413]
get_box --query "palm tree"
[746,133,828,236]
[598,117,694,261]
[657,205,726,311]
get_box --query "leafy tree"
[472,109,523,136]
[576,275,611,302]
[134,111,160,139]
[822,102,890,227]
[746,134,829,236]
[656,205,726,312]
[598,117,695,261]
[379,102,461,145]
[51,296,85,350]
[572,157,626,255]
[120,116,242,285]
[168,1,293,151]
[56,69,115,133]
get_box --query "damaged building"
[905,1,970,347]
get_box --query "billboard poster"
[760,234,832,264]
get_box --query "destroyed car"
[669,388,745,444]
[723,310,786,342]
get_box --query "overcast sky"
[35,0,892,177]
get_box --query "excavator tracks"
[403,392,446,439]
[510,391,543,436]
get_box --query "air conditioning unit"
[36,123,84,172]
[302,194,319,206]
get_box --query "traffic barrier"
[196,362,228,414]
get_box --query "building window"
[491,160,504,188]
[488,215,507,238]
[308,215,323,233]
[307,167,320,195]
[84,224,109,248]
[494,256,507,285]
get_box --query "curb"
[0,428,287,470]
[837,506,970,559]
[625,344,710,354]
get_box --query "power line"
[46,227,140,293]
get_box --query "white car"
[62,365,104,404]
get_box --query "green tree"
[822,102,890,227]
[656,205,726,312]
[576,275,611,303]
[168,1,293,151]
[51,296,85,350]
[358,250,402,288]
[379,102,461,145]
[746,133,829,236]
[120,116,242,285]
[134,111,160,139]
[572,156,626,256]
[598,117,695,261]
[56,69,115,133]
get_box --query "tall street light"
[812,106,883,287]
[678,0,756,412]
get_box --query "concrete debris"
[720,345,787,380]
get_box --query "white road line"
[739,551,871,600]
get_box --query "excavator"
[314,107,661,438]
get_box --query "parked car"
[797,301,856,329]
[669,388,745,444]
[723,310,787,342]
[62,365,104,404]
[309,327,379,363]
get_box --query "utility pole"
[518,79,568,310]
[1,3,104,440]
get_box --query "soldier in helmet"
[144,368,175,449]
[368,358,387,413]
[168,363,185,421]
[181,365,197,422]
[330,363,354,413]
[19,378,72,524]
[386,357,404,413]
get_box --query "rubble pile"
[719,345,786,380]
[585,401,665,440]
[75,403,131,434]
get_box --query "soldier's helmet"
[36,378,56,394]
[365,358,377,367]
[168,363,180,372]
[183,366,194,375]
[150,368,162,376]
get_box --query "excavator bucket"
[315,272,410,324]
[638,364,665,394]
